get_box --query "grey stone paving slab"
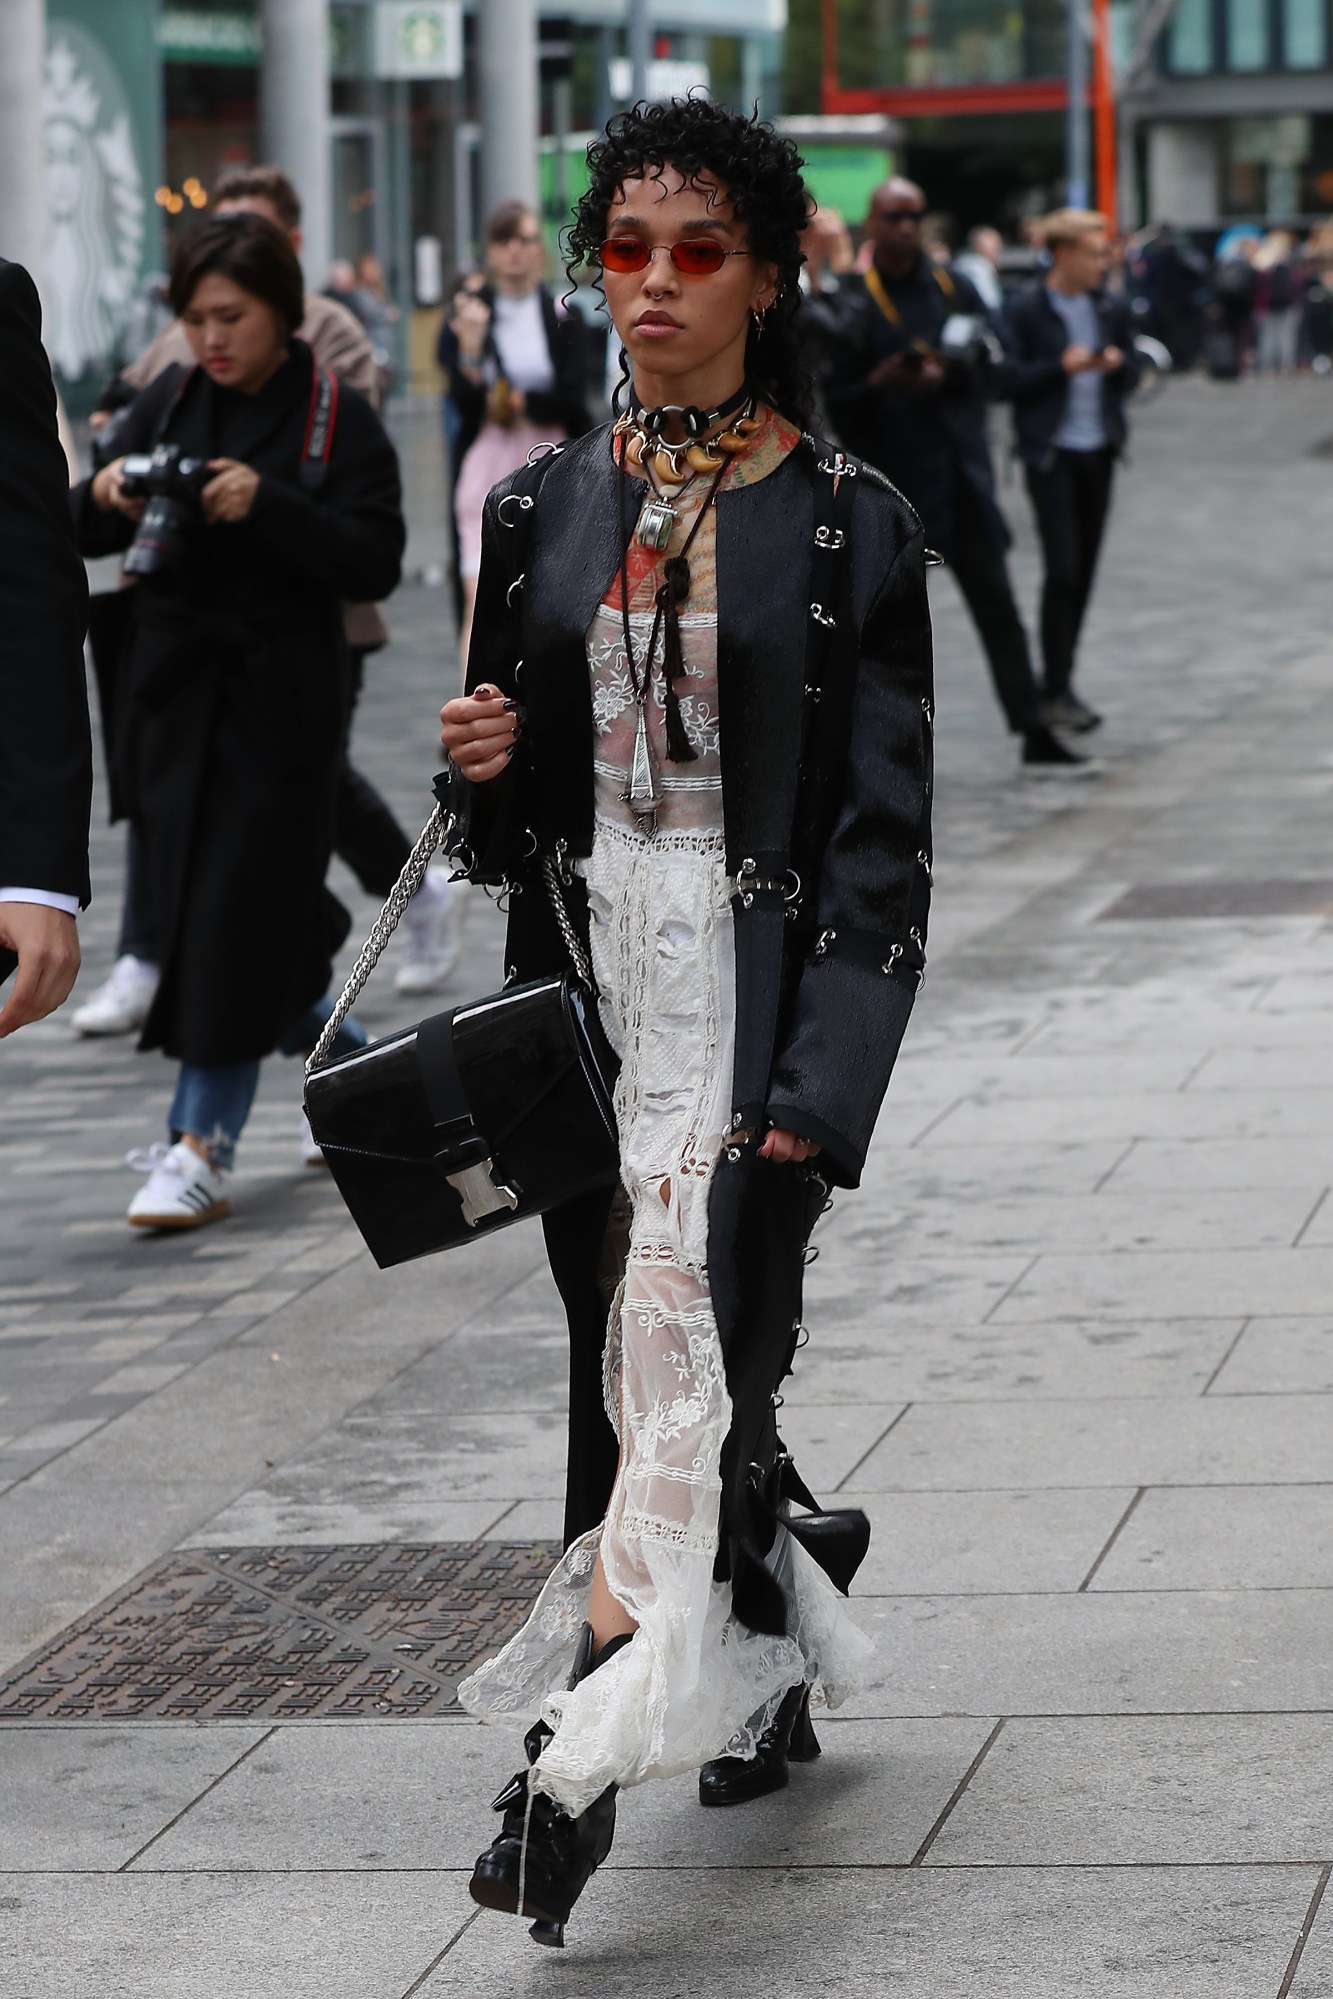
[846,1589,1333,1716]
[804,1254,1034,1329]
[830,1138,1129,1200]
[925,1089,1333,1148]
[1090,1486,1333,1592]
[829,1188,1309,1255]
[853,1394,1333,1490]
[1103,1135,1333,1194]
[788,1318,1240,1403]
[183,1494,510,1547]
[929,1715,1333,1865]
[841,1488,1132,1594]
[993,1247,1333,1322]
[130,1720,495,1872]
[174,1408,570,1554]
[1289,1894,1333,1999]
[771,1402,908,1493]
[1209,1318,1333,1395]
[422,1863,1317,1999]
[133,1715,995,1875]
[0,1872,470,1999]
[0,1724,268,1870]
[888,1050,1201,1099]
[1191,1047,1333,1091]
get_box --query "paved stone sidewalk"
[3,380,1333,1996]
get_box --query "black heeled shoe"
[698,1681,820,1807]
[468,1623,632,1948]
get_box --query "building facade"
[1126,0,1333,227]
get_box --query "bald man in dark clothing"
[826,180,1092,774]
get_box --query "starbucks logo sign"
[44,24,145,382]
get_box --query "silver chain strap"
[542,856,593,987]
[306,804,446,1075]
[305,814,594,1078]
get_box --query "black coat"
[824,256,1011,561]
[0,260,92,948]
[456,425,933,1634]
[71,342,404,1065]
[1002,283,1140,469]
[438,283,594,471]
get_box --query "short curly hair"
[567,97,814,428]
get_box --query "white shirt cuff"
[0,888,80,917]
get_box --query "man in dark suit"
[826,178,1092,774]
[0,258,92,1035]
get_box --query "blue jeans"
[168,997,366,1170]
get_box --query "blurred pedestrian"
[70,216,404,1230]
[351,252,400,398]
[826,177,1091,772]
[1253,230,1301,375]
[438,201,593,665]
[954,225,1005,316]
[77,166,460,1044]
[1209,234,1258,378]
[0,259,91,1037]
[1004,208,1139,734]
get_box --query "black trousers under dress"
[1023,446,1116,701]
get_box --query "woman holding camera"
[71,213,404,1230]
[439,201,593,659]
[439,99,932,1945]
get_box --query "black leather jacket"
[454,420,933,1636]
[1003,282,1140,469]
[458,422,933,1190]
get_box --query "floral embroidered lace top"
[586,404,801,840]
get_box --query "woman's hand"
[90,457,145,521]
[202,458,261,523]
[440,685,520,783]
[758,1128,822,1165]
[450,291,491,365]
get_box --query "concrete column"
[1146,121,1219,227]
[0,0,48,282]
[261,0,332,285]
[479,0,539,223]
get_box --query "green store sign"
[157,9,262,65]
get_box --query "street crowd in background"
[35,132,1333,1233]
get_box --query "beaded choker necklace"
[614,382,761,547]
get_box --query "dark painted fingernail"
[505,742,517,756]
[502,698,522,712]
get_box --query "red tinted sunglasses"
[600,237,752,277]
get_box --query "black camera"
[120,443,211,578]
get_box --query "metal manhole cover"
[0,1540,558,1722]
[1100,880,1333,921]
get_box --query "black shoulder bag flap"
[303,447,622,1269]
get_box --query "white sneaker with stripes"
[126,1141,231,1231]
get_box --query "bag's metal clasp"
[446,1158,520,1229]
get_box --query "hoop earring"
[611,344,632,417]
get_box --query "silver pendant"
[636,493,676,552]
[623,700,661,825]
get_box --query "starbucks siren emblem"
[43,29,144,383]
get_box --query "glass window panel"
[1227,0,1271,69]
[1284,0,1329,68]
[1166,0,1212,73]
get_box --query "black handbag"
[303,810,620,1269]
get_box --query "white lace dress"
[459,425,873,1818]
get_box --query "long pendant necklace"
[615,437,730,829]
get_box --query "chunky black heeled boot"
[468,1623,632,1947]
[697,1681,820,1807]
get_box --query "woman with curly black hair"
[440,96,933,1945]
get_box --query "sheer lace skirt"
[458,817,872,1817]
